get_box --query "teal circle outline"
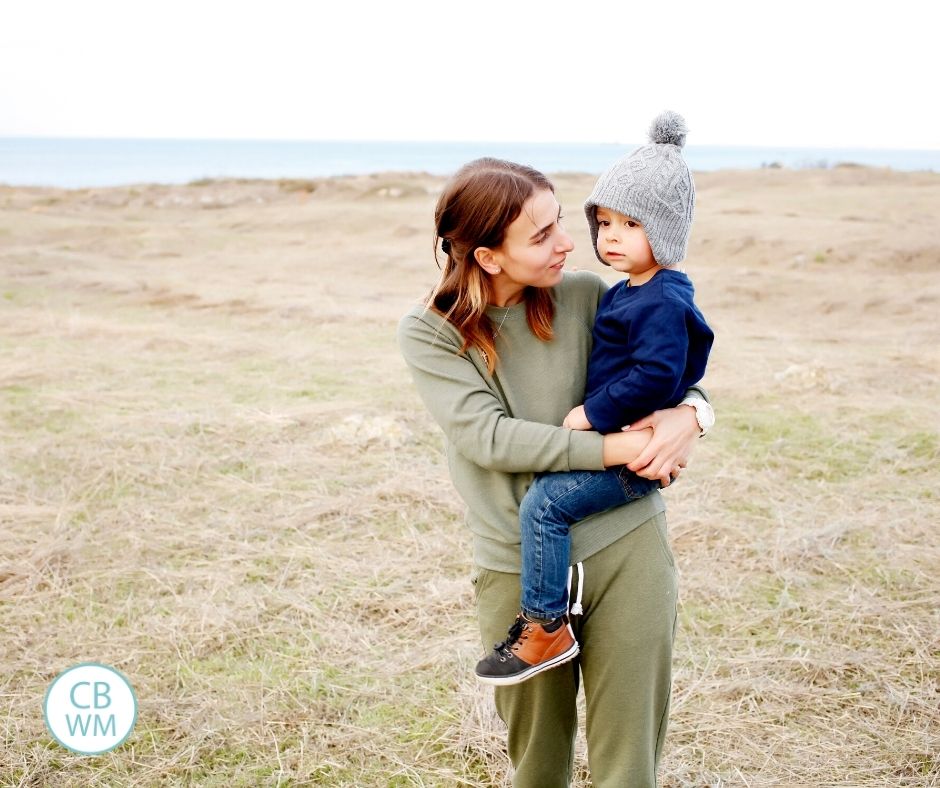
[42,662,139,756]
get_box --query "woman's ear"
[474,247,502,276]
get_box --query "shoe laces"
[492,617,528,661]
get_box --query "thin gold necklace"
[481,308,510,367]
[493,307,510,338]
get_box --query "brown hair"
[427,158,556,373]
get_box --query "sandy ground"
[1,167,938,785]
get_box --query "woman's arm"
[398,311,606,474]
[602,428,654,467]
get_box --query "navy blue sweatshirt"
[583,268,713,434]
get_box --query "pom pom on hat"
[648,111,688,148]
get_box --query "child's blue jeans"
[519,466,659,620]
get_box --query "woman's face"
[489,189,573,295]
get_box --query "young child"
[475,111,715,685]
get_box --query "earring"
[493,267,501,274]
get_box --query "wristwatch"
[679,396,715,437]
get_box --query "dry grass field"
[1,166,938,786]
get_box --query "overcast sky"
[2,0,937,149]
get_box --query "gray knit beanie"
[584,111,695,267]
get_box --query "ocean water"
[1,137,938,189]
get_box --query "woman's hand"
[624,405,700,486]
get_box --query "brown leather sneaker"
[475,613,579,686]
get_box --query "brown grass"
[1,168,939,786]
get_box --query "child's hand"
[563,405,593,431]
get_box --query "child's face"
[595,207,660,284]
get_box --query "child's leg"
[520,468,658,620]
[474,468,658,686]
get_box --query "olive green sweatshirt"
[398,270,695,574]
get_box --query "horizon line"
[2,135,938,153]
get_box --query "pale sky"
[2,0,938,149]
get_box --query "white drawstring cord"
[568,562,585,616]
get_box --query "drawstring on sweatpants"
[567,562,585,616]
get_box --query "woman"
[397,158,710,787]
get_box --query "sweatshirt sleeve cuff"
[583,402,619,436]
[568,429,607,471]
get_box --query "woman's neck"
[489,280,525,308]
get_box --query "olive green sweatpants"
[473,513,678,788]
